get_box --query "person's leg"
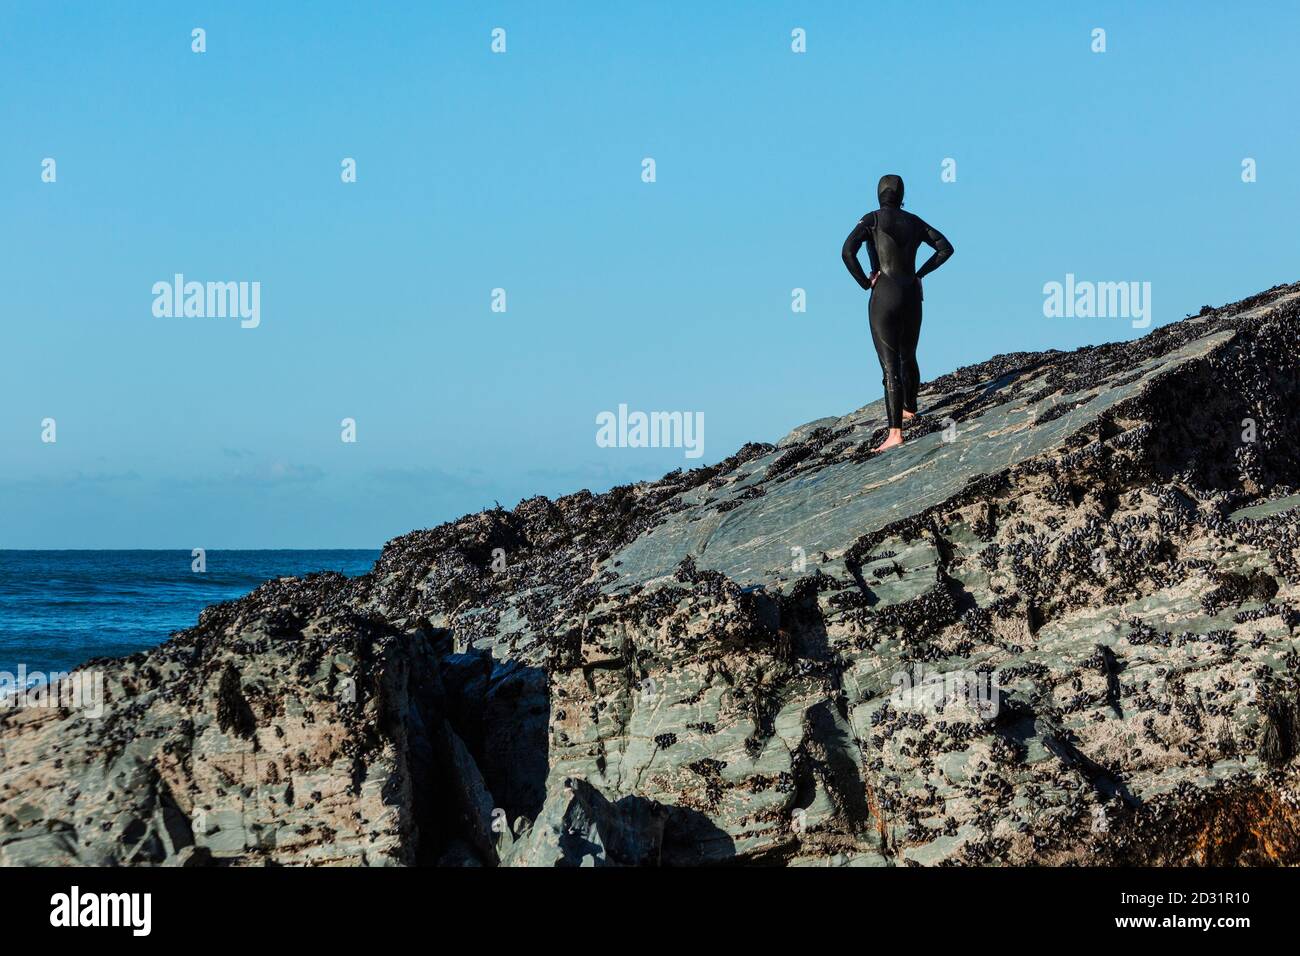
[899,283,923,418]
[869,277,906,450]
[870,323,902,427]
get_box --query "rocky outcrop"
[5,283,1300,866]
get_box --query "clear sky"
[3,1,1297,548]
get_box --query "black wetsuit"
[842,175,953,429]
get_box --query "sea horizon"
[0,549,380,678]
[0,547,381,552]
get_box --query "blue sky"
[3,1,1297,548]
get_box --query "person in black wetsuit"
[842,174,953,452]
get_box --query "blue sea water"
[0,550,379,678]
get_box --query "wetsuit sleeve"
[915,219,953,279]
[841,214,877,291]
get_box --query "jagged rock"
[501,777,666,867]
[6,283,1300,865]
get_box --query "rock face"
[6,283,1300,866]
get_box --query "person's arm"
[841,214,878,291]
[915,219,953,279]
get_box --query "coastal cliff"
[5,282,1300,866]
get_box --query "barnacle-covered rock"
[5,282,1300,866]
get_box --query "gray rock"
[6,283,1300,865]
[502,777,666,867]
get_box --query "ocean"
[0,550,379,680]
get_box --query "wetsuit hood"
[878,174,904,207]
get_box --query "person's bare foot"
[901,410,917,422]
[873,428,904,453]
